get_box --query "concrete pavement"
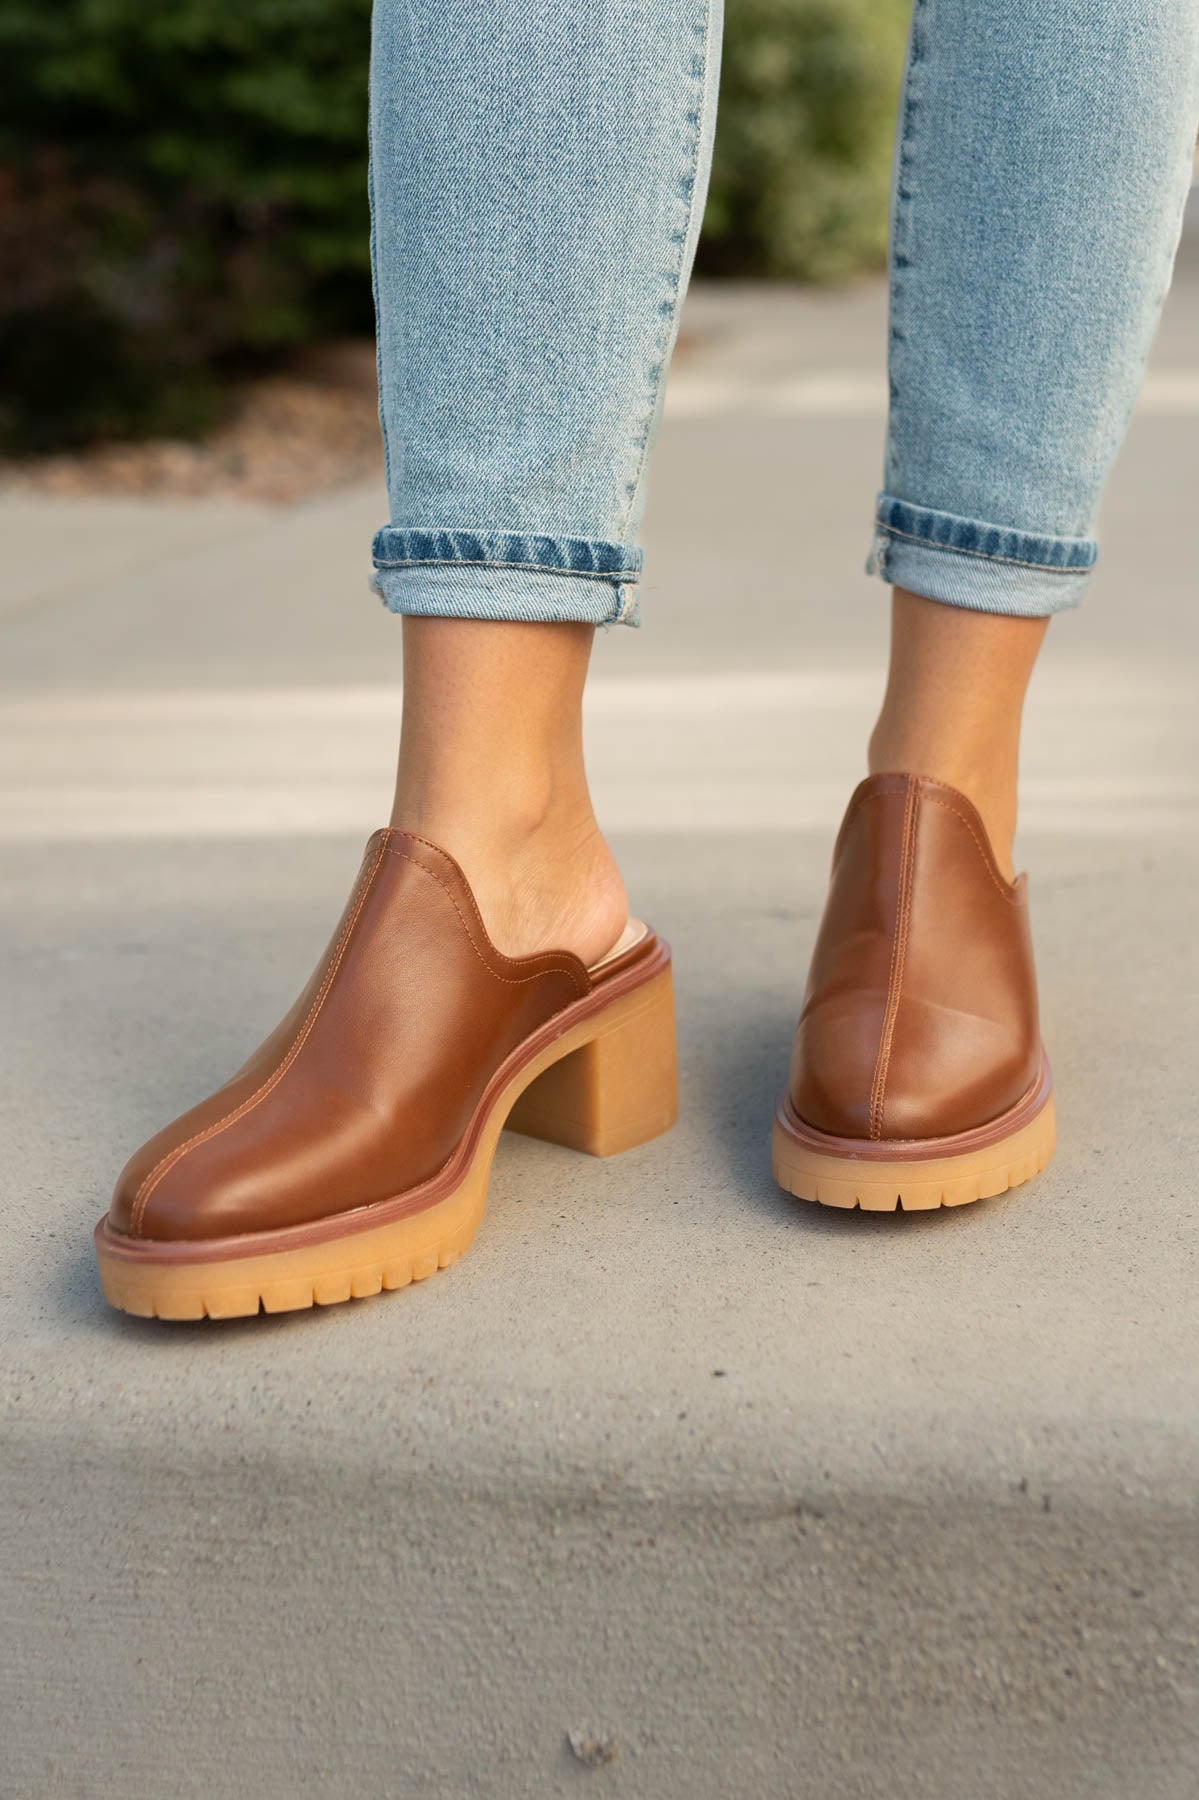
[2,265,1198,1798]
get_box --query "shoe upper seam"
[870,777,919,1140]
[839,785,1022,906]
[834,777,911,860]
[391,830,592,985]
[129,836,389,1236]
[128,834,590,1236]
[920,793,1023,903]
[381,840,589,997]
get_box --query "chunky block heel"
[506,964,678,1157]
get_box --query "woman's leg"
[869,0,1199,867]
[389,618,624,967]
[777,0,1199,1209]
[369,0,721,961]
[97,0,718,1313]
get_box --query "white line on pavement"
[0,670,1194,841]
[663,370,1199,420]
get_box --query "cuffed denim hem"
[370,527,641,627]
[868,496,1095,617]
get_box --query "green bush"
[0,0,908,454]
[701,0,909,282]
[0,0,375,452]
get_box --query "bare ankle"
[483,814,629,966]
[866,589,1048,881]
[390,794,628,966]
[389,617,625,962]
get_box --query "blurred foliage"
[702,0,909,282]
[0,0,908,453]
[0,0,375,452]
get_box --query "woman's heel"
[506,965,678,1157]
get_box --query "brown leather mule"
[96,830,676,1318]
[774,773,1054,1211]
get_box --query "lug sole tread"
[772,1097,1056,1213]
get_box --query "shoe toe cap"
[107,1108,258,1242]
[790,996,1036,1142]
[788,999,882,1138]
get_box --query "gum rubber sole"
[771,1091,1055,1212]
[95,960,677,1321]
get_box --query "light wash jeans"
[368,0,1199,627]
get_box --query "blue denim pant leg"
[872,0,1199,617]
[367,0,721,626]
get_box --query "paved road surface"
[3,260,1198,1797]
